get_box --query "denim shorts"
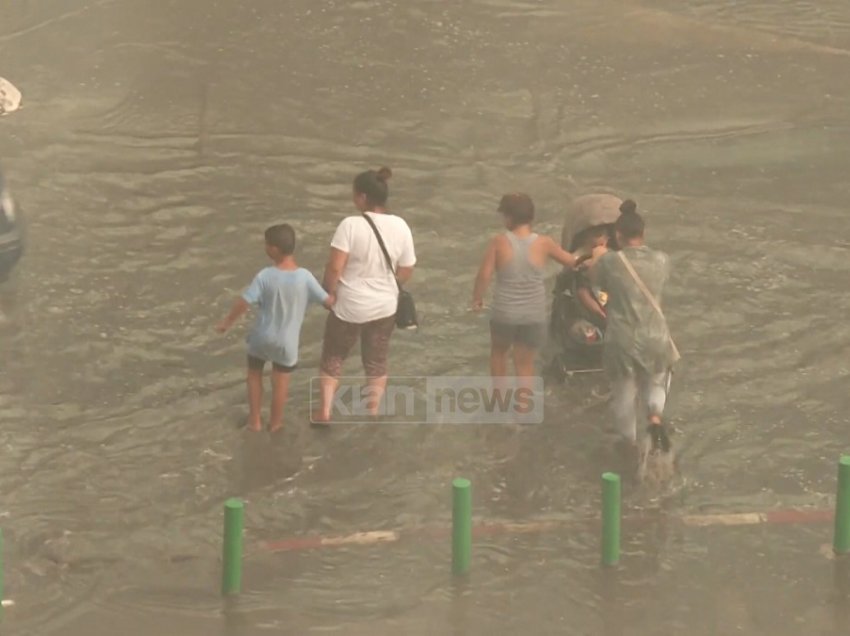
[247,355,296,373]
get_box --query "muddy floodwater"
[2,1,850,634]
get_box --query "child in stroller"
[548,194,622,377]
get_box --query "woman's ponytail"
[619,199,637,216]
[353,166,392,207]
[615,198,645,239]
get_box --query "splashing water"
[637,434,678,488]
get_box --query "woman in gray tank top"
[472,194,579,378]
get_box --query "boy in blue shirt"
[217,224,332,432]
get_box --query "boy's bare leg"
[269,368,291,433]
[247,367,263,432]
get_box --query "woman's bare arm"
[396,266,414,285]
[545,236,578,268]
[472,237,498,310]
[323,247,349,295]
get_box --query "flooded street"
[2,0,850,633]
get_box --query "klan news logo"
[309,376,544,424]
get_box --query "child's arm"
[323,248,349,296]
[544,236,579,268]
[216,297,250,333]
[218,274,261,332]
[577,286,607,321]
[587,245,608,267]
[586,245,609,283]
[306,271,334,311]
[472,237,497,310]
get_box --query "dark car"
[0,169,23,282]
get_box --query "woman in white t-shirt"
[313,167,416,424]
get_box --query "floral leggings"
[320,312,396,378]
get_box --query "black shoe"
[648,423,671,454]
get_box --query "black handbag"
[361,212,418,330]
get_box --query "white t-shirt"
[330,212,416,323]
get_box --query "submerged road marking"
[679,512,766,527]
[260,508,834,553]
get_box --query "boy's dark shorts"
[247,355,297,373]
[490,320,547,350]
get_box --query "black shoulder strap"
[361,212,402,291]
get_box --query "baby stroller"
[547,194,622,380]
[0,168,23,283]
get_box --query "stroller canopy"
[561,194,623,251]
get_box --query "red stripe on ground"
[259,509,835,553]
[764,508,834,525]
[263,536,327,552]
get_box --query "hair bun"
[619,199,637,215]
[376,166,392,181]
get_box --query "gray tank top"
[491,232,546,325]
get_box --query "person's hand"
[591,245,608,260]
[215,320,230,334]
[471,298,485,312]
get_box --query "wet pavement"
[2,0,850,633]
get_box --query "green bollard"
[601,472,621,566]
[452,478,472,575]
[834,456,850,554]
[222,498,244,595]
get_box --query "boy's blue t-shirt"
[242,267,328,367]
